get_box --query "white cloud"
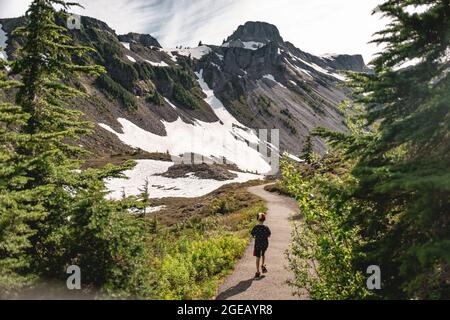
[0,0,387,62]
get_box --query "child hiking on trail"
[251,213,271,278]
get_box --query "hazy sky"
[0,0,387,63]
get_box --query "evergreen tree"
[289,0,450,300]
[0,0,154,297]
[0,58,45,295]
[7,0,104,279]
[340,0,450,299]
[300,135,314,164]
[66,169,154,298]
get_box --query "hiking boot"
[255,272,261,279]
[262,265,268,274]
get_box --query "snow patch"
[285,58,312,78]
[211,62,222,70]
[242,41,265,50]
[145,59,169,67]
[284,152,304,163]
[223,41,265,51]
[162,49,178,62]
[105,160,262,199]
[290,53,346,81]
[99,69,273,174]
[0,24,8,61]
[126,55,136,63]
[320,53,338,60]
[128,205,166,215]
[262,74,287,89]
[121,42,131,50]
[146,205,166,213]
[163,97,178,109]
[165,46,212,60]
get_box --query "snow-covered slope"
[105,159,262,199]
[0,16,369,198]
[163,45,212,60]
[100,70,272,174]
[0,17,368,172]
[0,24,8,61]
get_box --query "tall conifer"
[1,0,153,297]
[347,0,450,298]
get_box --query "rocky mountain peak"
[118,32,162,48]
[225,21,284,45]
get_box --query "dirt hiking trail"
[216,184,308,300]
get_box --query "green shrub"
[258,95,273,116]
[148,200,265,300]
[96,74,138,110]
[134,62,155,80]
[281,119,297,135]
[107,57,139,91]
[146,91,164,106]
[154,235,246,299]
[282,157,371,300]
[172,83,199,110]
[281,108,295,120]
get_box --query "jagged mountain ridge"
[198,21,367,154]
[0,17,368,172]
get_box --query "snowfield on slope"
[99,70,273,174]
[289,53,347,81]
[162,45,211,60]
[262,74,287,89]
[105,159,262,199]
[145,59,169,67]
[222,41,266,50]
[120,42,131,50]
[126,55,136,63]
[0,24,8,60]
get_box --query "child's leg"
[256,257,261,273]
[262,254,265,267]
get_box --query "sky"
[0,0,387,63]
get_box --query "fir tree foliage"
[349,0,450,299]
[300,135,314,164]
[0,0,153,298]
[309,0,450,299]
[0,58,44,293]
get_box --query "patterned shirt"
[251,224,271,248]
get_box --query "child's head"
[257,213,266,223]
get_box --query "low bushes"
[95,74,138,110]
[148,199,265,300]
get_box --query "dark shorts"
[253,246,268,258]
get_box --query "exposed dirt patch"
[148,180,265,226]
[83,151,172,169]
[158,163,239,181]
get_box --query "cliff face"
[197,21,368,154]
[225,21,285,45]
[0,17,370,168]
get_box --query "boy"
[251,213,271,278]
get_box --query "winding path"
[216,184,308,300]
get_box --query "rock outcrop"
[118,32,162,48]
